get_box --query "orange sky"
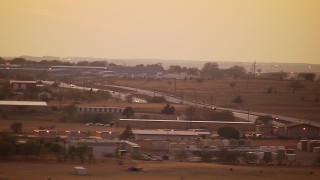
[0,0,319,64]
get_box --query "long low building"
[70,139,140,158]
[133,129,210,141]
[0,100,48,112]
[118,119,255,131]
[76,106,124,113]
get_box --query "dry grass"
[111,79,320,122]
[0,160,319,180]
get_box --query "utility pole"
[194,89,197,107]
[253,61,256,77]
[247,107,250,121]
[174,78,177,95]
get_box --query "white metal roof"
[133,129,199,136]
[0,101,47,106]
[9,80,37,84]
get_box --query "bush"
[232,96,243,104]
[147,96,166,103]
[193,151,213,162]
[175,151,188,161]
[122,107,134,118]
[204,110,235,121]
[10,122,23,133]
[262,152,272,164]
[216,149,239,164]
[243,152,258,164]
[161,103,175,114]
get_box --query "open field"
[0,160,319,180]
[110,79,320,122]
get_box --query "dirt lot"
[0,160,319,180]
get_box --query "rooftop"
[0,101,47,106]
[9,80,37,84]
[133,129,201,136]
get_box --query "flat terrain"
[111,79,320,122]
[0,160,319,180]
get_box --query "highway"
[106,85,320,127]
[42,81,320,127]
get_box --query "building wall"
[118,120,255,131]
[96,132,119,139]
[287,125,319,138]
[66,131,89,139]
[11,82,36,91]
[91,146,117,158]
[0,105,48,112]
[77,106,124,113]
[34,131,57,138]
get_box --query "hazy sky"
[1,0,319,64]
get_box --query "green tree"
[168,65,182,73]
[0,142,16,159]
[193,151,213,162]
[255,115,273,125]
[204,110,235,121]
[122,106,135,118]
[39,92,51,102]
[11,57,26,64]
[19,141,41,158]
[10,122,23,133]
[76,145,88,164]
[232,96,244,104]
[227,65,246,79]
[185,106,198,120]
[161,103,175,114]
[68,145,77,162]
[147,96,166,103]
[262,152,272,164]
[0,132,16,159]
[0,57,6,64]
[175,151,188,161]
[217,127,240,139]
[119,125,134,140]
[289,80,304,94]
[201,62,220,79]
